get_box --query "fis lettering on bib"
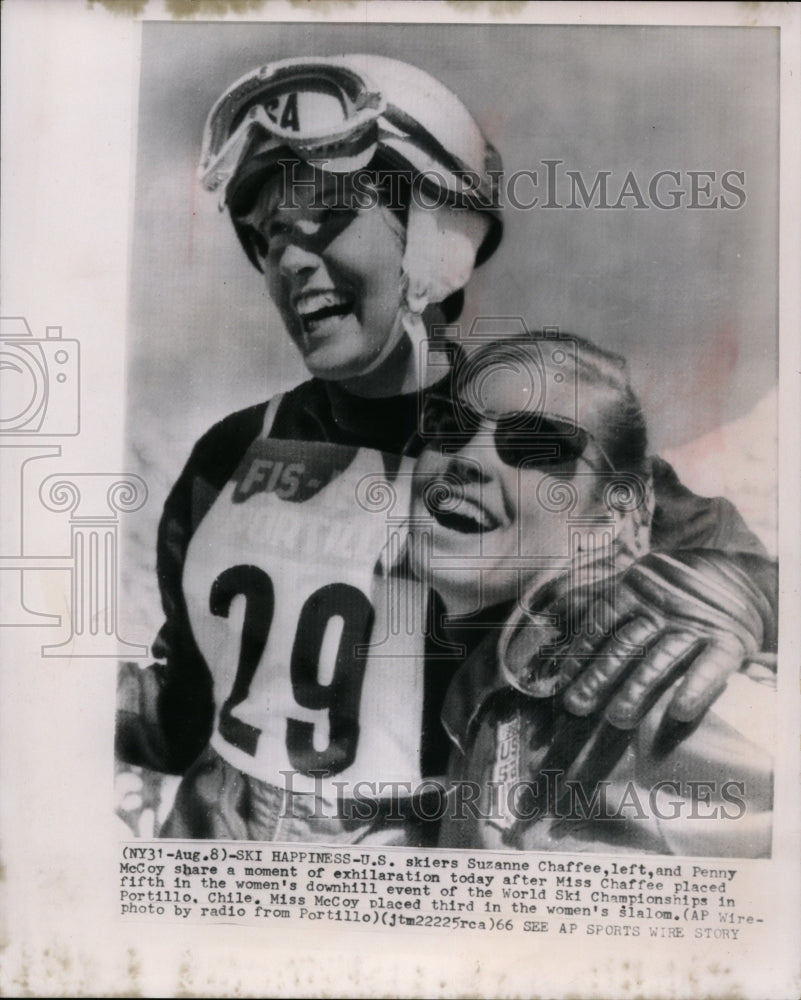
[232,439,359,504]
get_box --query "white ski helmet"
[199,54,503,275]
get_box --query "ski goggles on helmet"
[199,55,502,262]
[200,61,387,195]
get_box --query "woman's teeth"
[425,485,500,533]
[295,291,353,331]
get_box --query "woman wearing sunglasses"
[410,335,774,855]
[117,55,775,844]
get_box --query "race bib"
[183,435,426,800]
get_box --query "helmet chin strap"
[402,201,490,318]
[334,304,435,397]
[339,202,489,395]
[347,306,413,382]
[400,202,491,385]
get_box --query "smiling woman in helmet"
[116,54,776,845]
[204,55,501,397]
[117,56,505,844]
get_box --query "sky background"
[122,21,779,633]
[129,22,778,450]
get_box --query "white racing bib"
[183,424,426,801]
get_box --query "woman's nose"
[278,238,321,278]
[450,426,501,479]
[445,447,498,489]
[276,216,327,277]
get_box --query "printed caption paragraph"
[118,842,766,940]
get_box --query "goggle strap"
[382,104,489,199]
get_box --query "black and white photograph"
[1,2,799,998]
[116,19,779,855]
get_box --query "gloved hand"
[499,550,777,730]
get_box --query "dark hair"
[563,333,649,478]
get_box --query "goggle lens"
[201,63,384,196]
[231,85,355,141]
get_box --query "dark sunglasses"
[239,202,358,264]
[419,392,611,471]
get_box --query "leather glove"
[499,550,777,730]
